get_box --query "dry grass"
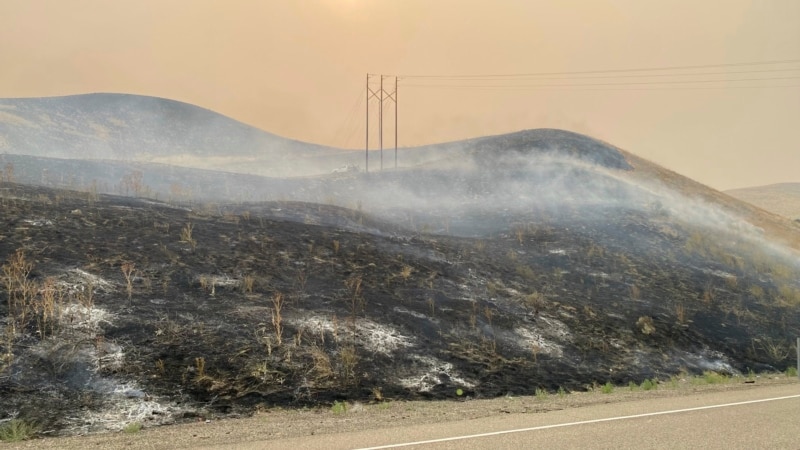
[241,275,256,294]
[399,265,413,282]
[514,226,525,245]
[636,316,656,335]
[120,262,135,300]
[726,184,800,219]
[338,345,358,385]
[271,292,285,346]
[180,223,196,250]
[309,345,334,382]
[675,303,688,325]
[2,249,34,326]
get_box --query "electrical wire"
[401,84,800,92]
[401,67,800,83]
[396,58,800,79]
[390,59,800,91]
[343,60,800,150]
[342,99,365,149]
[402,76,800,89]
[332,88,365,148]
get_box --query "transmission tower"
[365,74,398,173]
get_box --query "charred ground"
[2,172,800,435]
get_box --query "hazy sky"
[2,0,798,190]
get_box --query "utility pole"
[365,73,369,174]
[380,75,384,171]
[365,74,382,173]
[394,76,398,169]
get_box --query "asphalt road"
[219,384,800,450]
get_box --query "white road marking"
[356,393,800,449]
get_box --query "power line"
[401,67,800,83]
[332,88,365,148]
[402,76,800,89]
[352,59,799,153]
[342,104,364,149]
[396,58,800,79]
[402,84,800,92]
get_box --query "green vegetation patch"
[0,419,38,442]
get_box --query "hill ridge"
[0,92,332,167]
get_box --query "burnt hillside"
[1,178,799,435]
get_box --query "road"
[215,383,800,450]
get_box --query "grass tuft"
[331,400,347,415]
[0,419,38,442]
[535,387,548,399]
[123,422,142,434]
[701,371,729,384]
[640,378,657,391]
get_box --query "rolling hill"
[726,183,800,221]
[1,94,800,437]
[0,93,354,178]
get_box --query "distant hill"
[0,93,352,177]
[726,183,800,221]
[1,93,797,243]
[0,94,644,180]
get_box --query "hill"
[726,183,800,221]
[0,93,353,177]
[1,96,799,438]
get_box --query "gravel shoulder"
[6,375,797,449]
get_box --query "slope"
[1,135,800,435]
[726,183,800,221]
[0,93,351,177]
[2,100,800,437]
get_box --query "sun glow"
[323,0,361,15]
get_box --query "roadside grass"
[331,401,347,415]
[640,379,658,391]
[535,387,548,400]
[701,371,729,384]
[582,369,800,400]
[342,370,794,418]
[123,422,143,434]
[0,419,38,442]
[417,370,779,413]
[586,370,763,398]
[377,401,392,410]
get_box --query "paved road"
[214,384,800,450]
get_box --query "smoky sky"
[1,0,799,190]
